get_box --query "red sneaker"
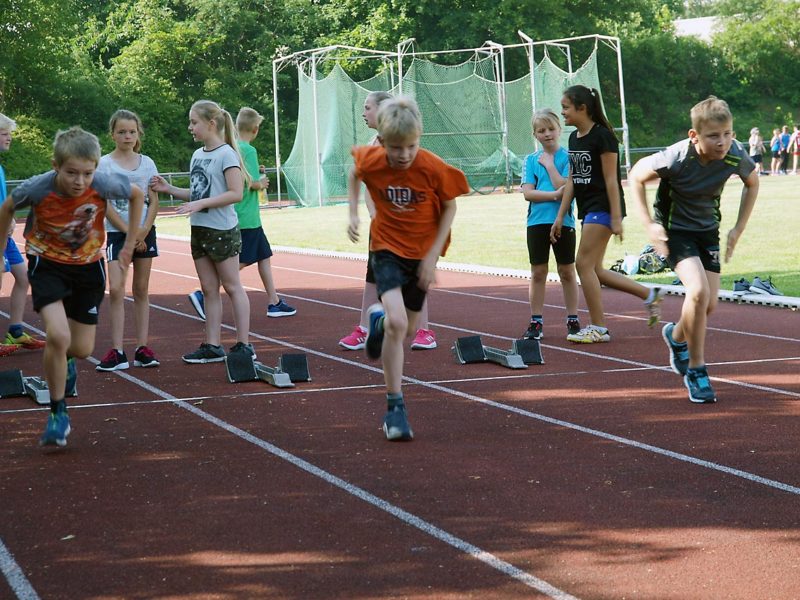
[339,325,367,350]
[0,343,19,357]
[410,328,437,350]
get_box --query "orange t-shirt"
[352,145,469,259]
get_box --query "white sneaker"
[567,324,611,344]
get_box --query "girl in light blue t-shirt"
[520,108,580,341]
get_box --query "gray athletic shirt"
[188,144,241,230]
[651,139,755,232]
[97,153,158,232]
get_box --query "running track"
[1,237,799,599]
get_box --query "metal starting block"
[451,336,543,369]
[0,369,52,405]
[225,352,310,389]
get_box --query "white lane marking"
[0,538,40,600]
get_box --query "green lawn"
[155,175,800,297]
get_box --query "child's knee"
[531,265,548,284]
[384,313,408,340]
[685,284,710,308]
[557,263,576,282]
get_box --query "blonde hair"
[690,96,732,131]
[376,96,422,141]
[0,113,16,132]
[191,100,251,185]
[366,91,393,106]
[236,107,263,134]
[109,109,145,152]
[531,108,561,133]
[53,126,101,166]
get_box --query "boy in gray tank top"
[628,96,759,405]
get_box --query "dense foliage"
[1,0,797,178]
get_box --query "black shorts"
[190,225,241,262]
[239,226,273,265]
[666,229,721,273]
[370,250,426,312]
[750,154,762,164]
[105,227,159,262]
[527,224,576,265]
[365,250,376,284]
[27,255,106,324]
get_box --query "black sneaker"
[96,348,129,372]
[523,320,543,340]
[684,366,717,403]
[134,346,160,368]
[661,322,689,376]
[182,343,225,364]
[383,404,414,441]
[365,303,385,360]
[566,318,581,336]
[228,342,256,360]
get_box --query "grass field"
[155,175,800,297]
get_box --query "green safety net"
[282,48,603,206]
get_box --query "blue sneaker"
[65,357,78,397]
[365,303,385,360]
[40,409,71,447]
[267,298,297,317]
[383,405,414,441]
[188,290,206,320]
[684,366,717,404]
[661,322,689,376]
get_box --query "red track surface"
[1,237,799,599]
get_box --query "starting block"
[0,369,52,405]
[225,352,311,389]
[451,335,543,369]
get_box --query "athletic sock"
[531,315,543,323]
[50,398,66,414]
[8,324,23,338]
[645,288,657,303]
[566,314,578,322]
[387,392,404,410]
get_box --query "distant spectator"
[789,124,800,175]
[769,128,782,175]
[779,125,791,174]
[748,127,766,174]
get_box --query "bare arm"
[150,175,190,201]
[347,167,362,243]
[418,199,457,290]
[601,151,623,238]
[628,155,669,257]
[117,184,145,269]
[726,168,759,262]
[175,167,243,215]
[549,173,574,243]
[520,183,564,203]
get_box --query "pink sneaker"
[411,328,437,350]
[339,325,367,350]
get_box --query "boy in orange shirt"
[347,97,468,441]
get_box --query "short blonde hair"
[376,96,422,141]
[531,108,561,132]
[690,96,732,131]
[236,107,263,134]
[53,127,101,166]
[0,113,16,132]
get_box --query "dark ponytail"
[563,85,617,142]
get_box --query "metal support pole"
[272,59,283,205]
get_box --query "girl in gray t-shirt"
[151,100,254,364]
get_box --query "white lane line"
[0,538,40,600]
[155,243,800,343]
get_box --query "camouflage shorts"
[190,225,241,262]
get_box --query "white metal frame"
[272,34,628,204]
